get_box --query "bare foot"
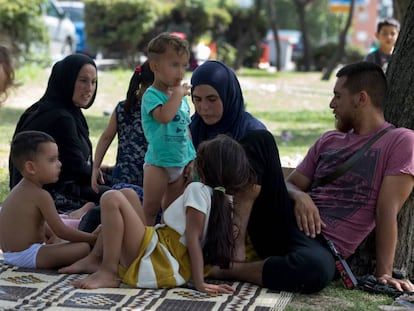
[58,253,100,274]
[71,269,120,289]
[69,202,95,219]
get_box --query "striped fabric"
[120,225,191,288]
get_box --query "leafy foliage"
[311,42,365,71]
[84,0,157,65]
[0,0,48,65]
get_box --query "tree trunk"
[294,0,312,71]
[268,0,282,70]
[383,0,414,278]
[234,1,263,70]
[394,0,410,24]
[349,1,414,278]
[321,0,355,81]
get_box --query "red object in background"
[259,42,269,64]
[209,42,217,60]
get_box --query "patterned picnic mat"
[0,255,292,311]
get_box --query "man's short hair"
[377,18,400,33]
[11,131,55,173]
[336,61,387,109]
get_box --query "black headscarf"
[9,54,98,189]
[41,53,97,109]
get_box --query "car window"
[62,7,83,22]
[45,0,60,18]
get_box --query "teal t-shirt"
[141,86,196,167]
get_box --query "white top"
[161,182,212,246]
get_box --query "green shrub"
[0,0,49,65]
[312,42,366,71]
[84,0,157,66]
[217,42,237,65]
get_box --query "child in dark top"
[92,61,154,197]
[364,18,400,72]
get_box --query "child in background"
[141,32,196,225]
[92,61,154,199]
[0,131,98,269]
[60,135,253,294]
[364,18,400,72]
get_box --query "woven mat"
[0,256,292,311]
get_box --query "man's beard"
[335,116,353,133]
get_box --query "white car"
[41,0,77,60]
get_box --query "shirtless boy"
[0,130,98,269]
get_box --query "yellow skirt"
[119,225,191,288]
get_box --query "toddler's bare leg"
[143,165,168,225]
[162,173,186,211]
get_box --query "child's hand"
[90,224,101,246]
[44,222,64,244]
[196,282,235,295]
[46,234,64,244]
[169,83,191,98]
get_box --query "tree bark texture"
[383,0,414,278]
[394,0,410,24]
[349,1,414,278]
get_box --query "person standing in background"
[364,18,400,72]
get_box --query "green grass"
[0,65,395,310]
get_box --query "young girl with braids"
[91,61,154,195]
[60,134,254,294]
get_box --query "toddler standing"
[141,32,196,225]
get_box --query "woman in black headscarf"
[9,54,110,215]
[190,61,335,293]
